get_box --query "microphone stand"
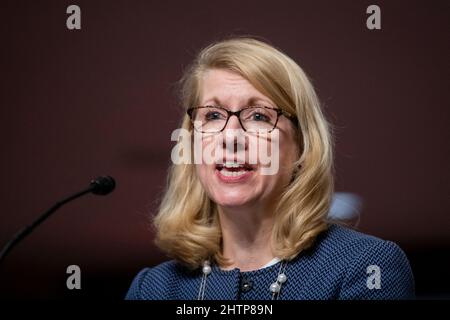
[0,176,115,265]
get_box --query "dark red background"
[0,0,448,299]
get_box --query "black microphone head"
[90,176,116,195]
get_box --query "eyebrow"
[202,97,275,108]
[248,97,275,107]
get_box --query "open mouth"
[215,162,255,177]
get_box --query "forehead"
[202,69,249,87]
[200,69,274,106]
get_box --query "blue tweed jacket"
[125,224,415,300]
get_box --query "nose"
[220,114,248,156]
[225,114,242,131]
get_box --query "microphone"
[0,176,116,265]
[90,175,116,195]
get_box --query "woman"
[126,38,414,300]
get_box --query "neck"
[218,203,276,272]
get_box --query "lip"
[215,168,255,183]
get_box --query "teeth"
[220,170,248,177]
[223,162,245,169]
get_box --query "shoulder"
[304,224,415,299]
[317,223,398,253]
[125,260,193,300]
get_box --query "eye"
[252,112,270,122]
[205,110,226,121]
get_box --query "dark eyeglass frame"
[186,105,298,133]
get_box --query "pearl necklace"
[197,260,288,300]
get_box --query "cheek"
[193,135,218,187]
[279,139,298,165]
[275,132,299,183]
[199,134,221,164]
[195,163,210,186]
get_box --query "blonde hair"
[154,37,334,269]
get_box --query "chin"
[212,193,254,208]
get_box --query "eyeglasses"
[187,105,297,133]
